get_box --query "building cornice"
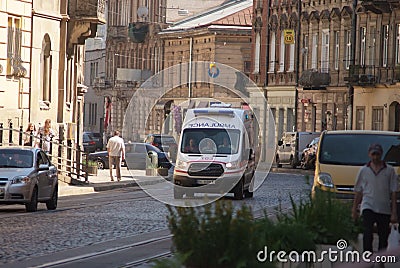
[32,9,63,21]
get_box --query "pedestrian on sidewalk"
[352,143,398,254]
[106,130,125,182]
[23,122,38,147]
[38,119,56,154]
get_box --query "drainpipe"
[28,1,34,123]
[262,0,271,163]
[348,0,358,130]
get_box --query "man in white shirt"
[352,143,398,253]
[106,130,125,181]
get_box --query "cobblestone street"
[0,172,311,266]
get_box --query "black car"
[83,133,96,153]
[88,143,172,170]
[84,132,103,151]
[144,134,178,162]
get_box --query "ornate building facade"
[352,0,400,131]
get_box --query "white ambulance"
[173,105,257,200]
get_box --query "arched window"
[42,34,51,102]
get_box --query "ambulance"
[173,104,257,199]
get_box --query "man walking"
[352,143,398,254]
[106,130,125,182]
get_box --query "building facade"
[84,24,107,134]
[154,0,253,137]
[351,0,400,131]
[92,0,167,140]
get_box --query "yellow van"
[312,130,400,199]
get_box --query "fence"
[0,122,89,183]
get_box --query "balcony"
[361,0,393,13]
[344,65,381,86]
[299,69,331,88]
[70,0,106,24]
[128,23,149,43]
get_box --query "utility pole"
[294,0,302,131]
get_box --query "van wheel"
[233,179,244,200]
[290,156,297,169]
[276,155,282,168]
[46,185,58,210]
[244,189,253,198]
[174,186,184,199]
[26,187,38,212]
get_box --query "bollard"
[19,126,23,146]
[9,122,13,145]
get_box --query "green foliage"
[277,192,359,245]
[82,159,97,167]
[167,202,274,268]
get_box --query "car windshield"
[181,128,240,155]
[0,150,34,168]
[319,134,400,166]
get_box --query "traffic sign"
[284,29,295,44]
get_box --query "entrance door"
[389,102,400,132]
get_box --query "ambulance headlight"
[226,160,240,170]
[176,160,189,169]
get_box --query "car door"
[36,152,51,198]
[43,152,57,196]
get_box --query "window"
[396,24,400,65]
[321,30,329,73]
[88,103,98,125]
[356,107,365,130]
[372,107,384,130]
[334,31,339,70]
[42,35,52,102]
[344,30,351,70]
[360,27,366,66]
[90,62,99,85]
[303,34,308,70]
[311,33,318,69]
[269,32,276,72]
[279,33,285,72]
[289,42,295,71]
[287,108,294,132]
[244,61,251,74]
[7,17,22,76]
[369,27,376,66]
[382,25,389,67]
[254,33,260,73]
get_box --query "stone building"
[351,0,400,131]
[92,0,167,140]
[152,0,253,136]
[251,0,297,142]
[0,0,105,178]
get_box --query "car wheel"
[97,160,105,170]
[233,178,244,200]
[174,186,184,199]
[25,186,38,212]
[46,185,58,210]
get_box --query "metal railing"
[0,122,90,183]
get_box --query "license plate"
[197,180,215,185]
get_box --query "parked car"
[144,134,178,162]
[300,137,319,170]
[83,132,96,153]
[0,147,58,212]
[276,132,320,168]
[84,132,103,151]
[88,143,172,170]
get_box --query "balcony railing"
[108,26,128,39]
[361,0,392,13]
[299,69,331,88]
[72,0,106,24]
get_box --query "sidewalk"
[59,167,170,196]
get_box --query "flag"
[104,96,112,130]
